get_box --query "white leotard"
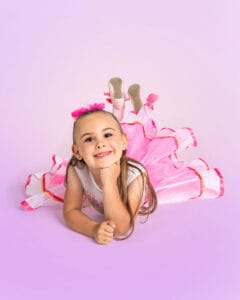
[74,161,146,214]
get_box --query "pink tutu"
[21,95,224,210]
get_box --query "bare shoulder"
[66,165,82,189]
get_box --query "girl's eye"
[104,133,113,138]
[84,137,93,143]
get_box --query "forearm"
[63,209,99,238]
[103,185,131,235]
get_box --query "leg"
[108,77,125,121]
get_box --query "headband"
[71,103,105,119]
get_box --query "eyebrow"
[80,127,116,139]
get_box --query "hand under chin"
[100,161,119,169]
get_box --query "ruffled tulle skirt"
[21,96,224,211]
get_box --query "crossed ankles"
[108,78,143,120]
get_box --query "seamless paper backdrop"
[1,1,239,300]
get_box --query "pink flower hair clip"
[71,102,105,119]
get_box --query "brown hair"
[65,109,158,240]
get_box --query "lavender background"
[1,1,239,299]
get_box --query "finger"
[101,227,114,237]
[98,237,113,245]
[104,226,114,234]
[99,221,115,234]
[107,220,116,229]
[102,231,114,239]
[97,226,114,237]
[99,166,111,169]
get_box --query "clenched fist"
[94,220,116,245]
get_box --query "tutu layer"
[121,105,223,205]
[21,97,224,210]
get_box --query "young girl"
[21,77,224,245]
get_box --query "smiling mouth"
[94,151,112,159]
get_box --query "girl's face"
[73,112,127,170]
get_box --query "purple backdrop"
[1,1,239,299]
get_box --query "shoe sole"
[109,77,123,99]
[128,84,142,111]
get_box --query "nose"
[96,140,106,149]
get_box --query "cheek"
[114,141,124,155]
[77,143,89,156]
[81,144,91,154]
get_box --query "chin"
[97,161,114,169]
[96,158,120,169]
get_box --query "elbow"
[114,223,132,237]
[111,215,133,237]
[62,209,74,229]
[62,207,69,223]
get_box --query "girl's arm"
[64,166,116,245]
[101,165,145,236]
[63,166,99,237]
